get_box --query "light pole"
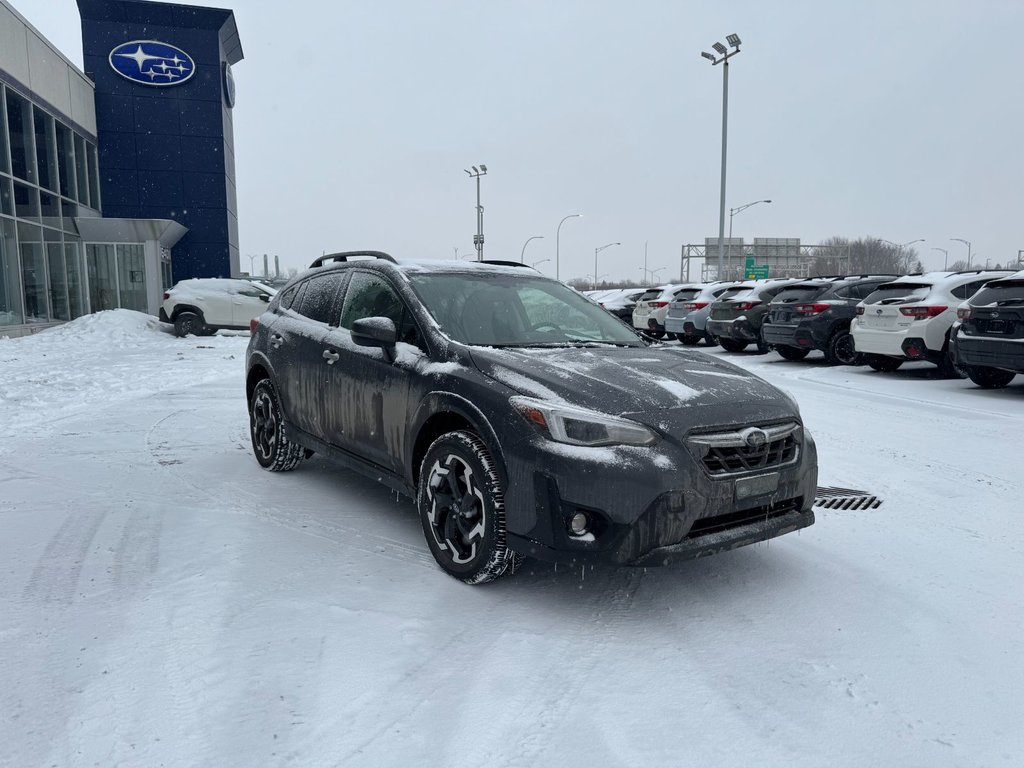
[593,242,620,289]
[649,266,667,283]
[728,199,771,277]
[520,235,544,264]
[881,239,924,271]
[951,237,972,269]
[464,165,487,260]
[932,247,949,270]
[702,33,742,280]
[556,213,582,281]
[531,258,551,270]
[247,254,258,276]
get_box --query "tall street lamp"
[882,238,924,271]
[531,258,551,270]
[520,235,544,264]
[728,198,771,275]
[932,247,949,270]
[593,242,620,289]
[702,33,742,280]
[464,165,487,260]
[951,237,972,269]
[556,213,582,281]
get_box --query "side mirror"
[352,316,398,352]
[259,294,270,302]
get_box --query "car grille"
[687,497,803,538]
[688,422,800,476]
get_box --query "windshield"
[408,273,645,347]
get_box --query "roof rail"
[310,250,397,268]
[478,260,536,269]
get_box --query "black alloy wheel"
[249,379,304,471]
[825,329,863,366]
[417,431,522,584]
[173,311,206,337]
[776,346,810,361]
[866,355,904,372]
[965,365,1016,389]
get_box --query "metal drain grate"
[813,486,883,510]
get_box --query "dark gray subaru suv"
[245,252,817,584]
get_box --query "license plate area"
[735,472,779,500]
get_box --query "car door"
[320,271,420,473]
[232,284,273,327]
[270,272,348,439]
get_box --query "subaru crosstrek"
[952,269,1024,388]
[762,275,897,364]
[246,252,818,584]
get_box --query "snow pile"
[0,309,246,438]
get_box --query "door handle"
[322,349,340,365]
[270,333,284,349]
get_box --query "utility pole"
[464,165,487,260]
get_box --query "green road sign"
[744,256,756,270]
[746,266,770,279]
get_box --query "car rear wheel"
[679,334,702,346]
[965,365,1016,389]
[703,333,719,347]
[417,431,523,584]
[866,355,903,372]
[718,338,748,353]
[824,329,862,366]
[249,379,305,471]
[173,311,208,337]
[645,329,665,339]
[776,346,810,361]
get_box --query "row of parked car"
[588,268,1024,390]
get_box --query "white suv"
[161,278,277,337]
[851,270,1013,374]
[631,284,698,338]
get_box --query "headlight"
[510,396,657,447]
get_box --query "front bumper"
[954,336,1024,372]
[501,425,818,566]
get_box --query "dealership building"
[0,0,241,337]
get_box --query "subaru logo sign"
[740,427,769,449]
[109,40,196,87]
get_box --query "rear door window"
[340,272,422,346]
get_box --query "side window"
[295,273,346,324]
[236,286,267,298]
[340,272,422,346]
[832,285,857,300]
[950,283,973,300]
[277,284,298,310]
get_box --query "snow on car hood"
[468,345,800,432]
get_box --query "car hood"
[468,346,800,432]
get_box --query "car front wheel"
[417,431,522,584]
[965,365,1016,389]
[249,379,304,471]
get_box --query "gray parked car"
[246,252,818,584]
[665,281,741,346]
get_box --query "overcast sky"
[17,0,1024,280]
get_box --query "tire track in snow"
[22,510,106,605]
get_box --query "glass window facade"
[0,82,107,329]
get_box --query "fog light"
[569,512,589,536]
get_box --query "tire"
[173,311,206,337]
[703,333,718,347]
[646,329,665,340]
[249,379,304,471]
[866,355,903,372]
[417,431,523,584]
[824,329,863,366]
[776,346,810,361]
[936,340,967,379]
[664,332,679,341]
[755,338,770,355]
[718,338,748,353]
[680,334,702,346]
[965,365,1016,389]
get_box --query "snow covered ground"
[1,310,1021,768]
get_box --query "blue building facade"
[77,0,243,280]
